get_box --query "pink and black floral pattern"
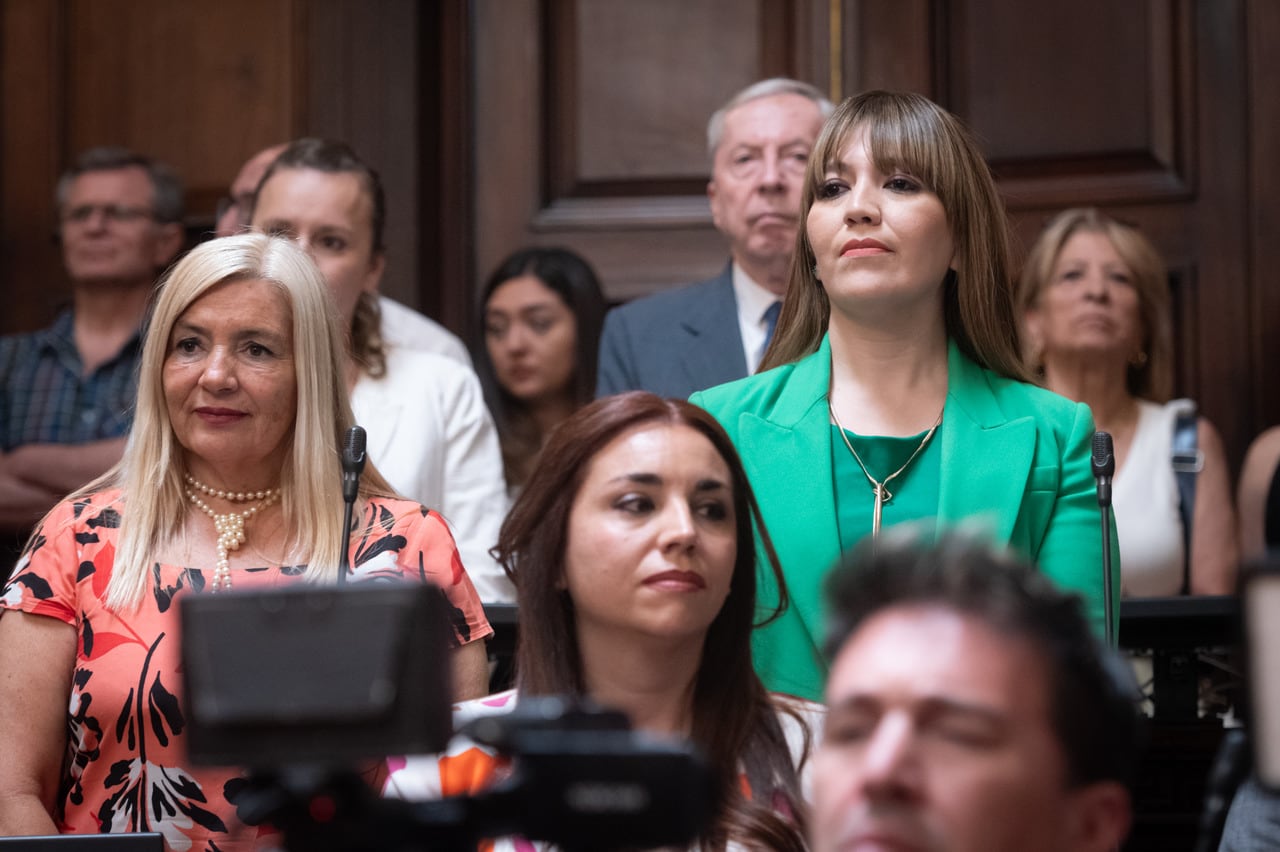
[1,490,491,851]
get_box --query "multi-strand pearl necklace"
[184,474,282,592]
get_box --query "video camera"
[180,584,715,851]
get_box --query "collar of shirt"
[36,308,144,376]
[731,263,783,374]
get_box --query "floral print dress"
[0,490,492,852]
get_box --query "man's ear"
[1064,781,1132,852]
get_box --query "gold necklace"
[184,474,282,592]
[828,401,942,539]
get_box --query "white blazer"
[351,345,514,602]
[378,296,473,367]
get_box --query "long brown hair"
[762,90,1028,381]
[493,392,809,850]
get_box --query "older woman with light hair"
[0,233,491,850]
[1018,207,1237,596]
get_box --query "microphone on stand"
[339,426,367,585]
[1092,431,1116,644]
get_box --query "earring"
[1130,350,1148,367]
[812,263,821,283]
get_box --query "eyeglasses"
[62,203,157,225]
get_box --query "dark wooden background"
[3,0,1276,478]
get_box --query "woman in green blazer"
[692,91,1117,701]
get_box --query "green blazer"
[691,336,1119,700]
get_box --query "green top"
[691,336,1118,702]
[831,425,941,553]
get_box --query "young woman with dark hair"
[386,392,818,851]
[477,247,607,491]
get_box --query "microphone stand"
[339,426,367,585]
[1092,431,1116,645]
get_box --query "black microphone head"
[343,425,367,471]
[1091,430,1115,478]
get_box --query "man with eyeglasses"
[596,78,832,399]
[0,147,184,578]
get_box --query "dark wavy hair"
[493,392,809,850]
[476,247,607,488]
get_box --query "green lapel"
[938,341,1037,544]
[734,338,837,683]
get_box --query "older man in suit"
[596,78,832,398]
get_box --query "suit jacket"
[596,264,747,399]
[692,335,1119,700]
[351,345,515,603]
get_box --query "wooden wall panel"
[0,0,301,335]
[304,0,422,311]
[0,0,438,335]
[848,0,1252,469]
[0,0,65,333]
[842,0,935,96]
[473,0,826,308]
[954,0,1194,207]
[955,2,1151,158]
[3,0,1273,470]
[568,0,757,184]
[65,0,298,217]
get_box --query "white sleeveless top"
[1113,398,1196,596]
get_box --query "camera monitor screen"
[181,582,453,768]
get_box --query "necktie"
[757,300,782,369]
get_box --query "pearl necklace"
[829,401,942,541]
[184,474,282,592]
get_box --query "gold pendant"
[871,483,886,539]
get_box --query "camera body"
[180,583,714,850]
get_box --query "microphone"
[339,426,367,584]
[1092,431,1115,508]
[1092,431,1116,644]
[342,426,367,503]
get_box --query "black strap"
[1172,410,1201,595]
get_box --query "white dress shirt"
[731,265,784,374]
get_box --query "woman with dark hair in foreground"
[386,392,819,851]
